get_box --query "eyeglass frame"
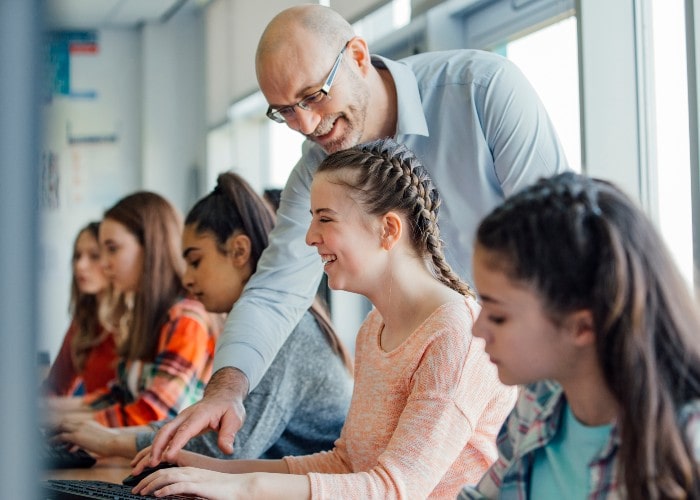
[265,40,351,124]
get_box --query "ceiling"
[44,0,207,30]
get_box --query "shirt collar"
[514,381,565,455]
[371,54,429,138]
[521,380,621,460]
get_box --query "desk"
[44,456,132,484]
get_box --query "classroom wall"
[40,28,142,359]
[39,9,205,360]
[142,11,206,210]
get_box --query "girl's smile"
[306,171,382,295]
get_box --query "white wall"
[39,9,205,361]
[142,10,206,212]
[40,28,142,358]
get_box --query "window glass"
[206,123,235,189]
[268,124,304,188]
[505,7,694,288]
[503,16,581,172]
[650,0,694,288]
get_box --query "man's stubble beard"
[316,77,370,154]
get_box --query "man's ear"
[347,36,371,75]
[567,309,596,347]
[380,211,402,251]
[226,234,252,268]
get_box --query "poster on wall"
[46,30,98,101]
[66,135,122,207]
[43,29,130,210]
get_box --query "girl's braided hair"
[317,138,473,298]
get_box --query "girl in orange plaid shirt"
[50,192,218,427]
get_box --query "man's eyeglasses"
[266,41,350,124]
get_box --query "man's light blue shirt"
[214,49,570,388]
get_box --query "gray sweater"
[136,310,353,459]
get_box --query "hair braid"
[400,154,473,297]
[318,138,473,297]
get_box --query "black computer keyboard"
[41,479,204,499]
[42,441,97,469]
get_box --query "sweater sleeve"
[458,385,535,499]
[43,320,80,396]
[284,434,353,475]
[134,381,295,460]
[132,382,293,460]
[93,310,213,427]
[139,311,351,460]
[457,410,518,499]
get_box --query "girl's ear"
[226,234,252,268]
[380,211,402,251]
[567,309,596,347]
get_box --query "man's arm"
[149,146,326,465]
[481,55,570,196]
[211,148,325,388]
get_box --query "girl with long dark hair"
[460,172,700,499]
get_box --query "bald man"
[149,4,568,465]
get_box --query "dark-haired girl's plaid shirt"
[459,380,700,499]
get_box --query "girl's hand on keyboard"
[131,445,217,474]
[54,419,136,458]
[132,466,252,500]
[133,465,312,500]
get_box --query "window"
[650,0,694,288]
[503,16,581,172]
